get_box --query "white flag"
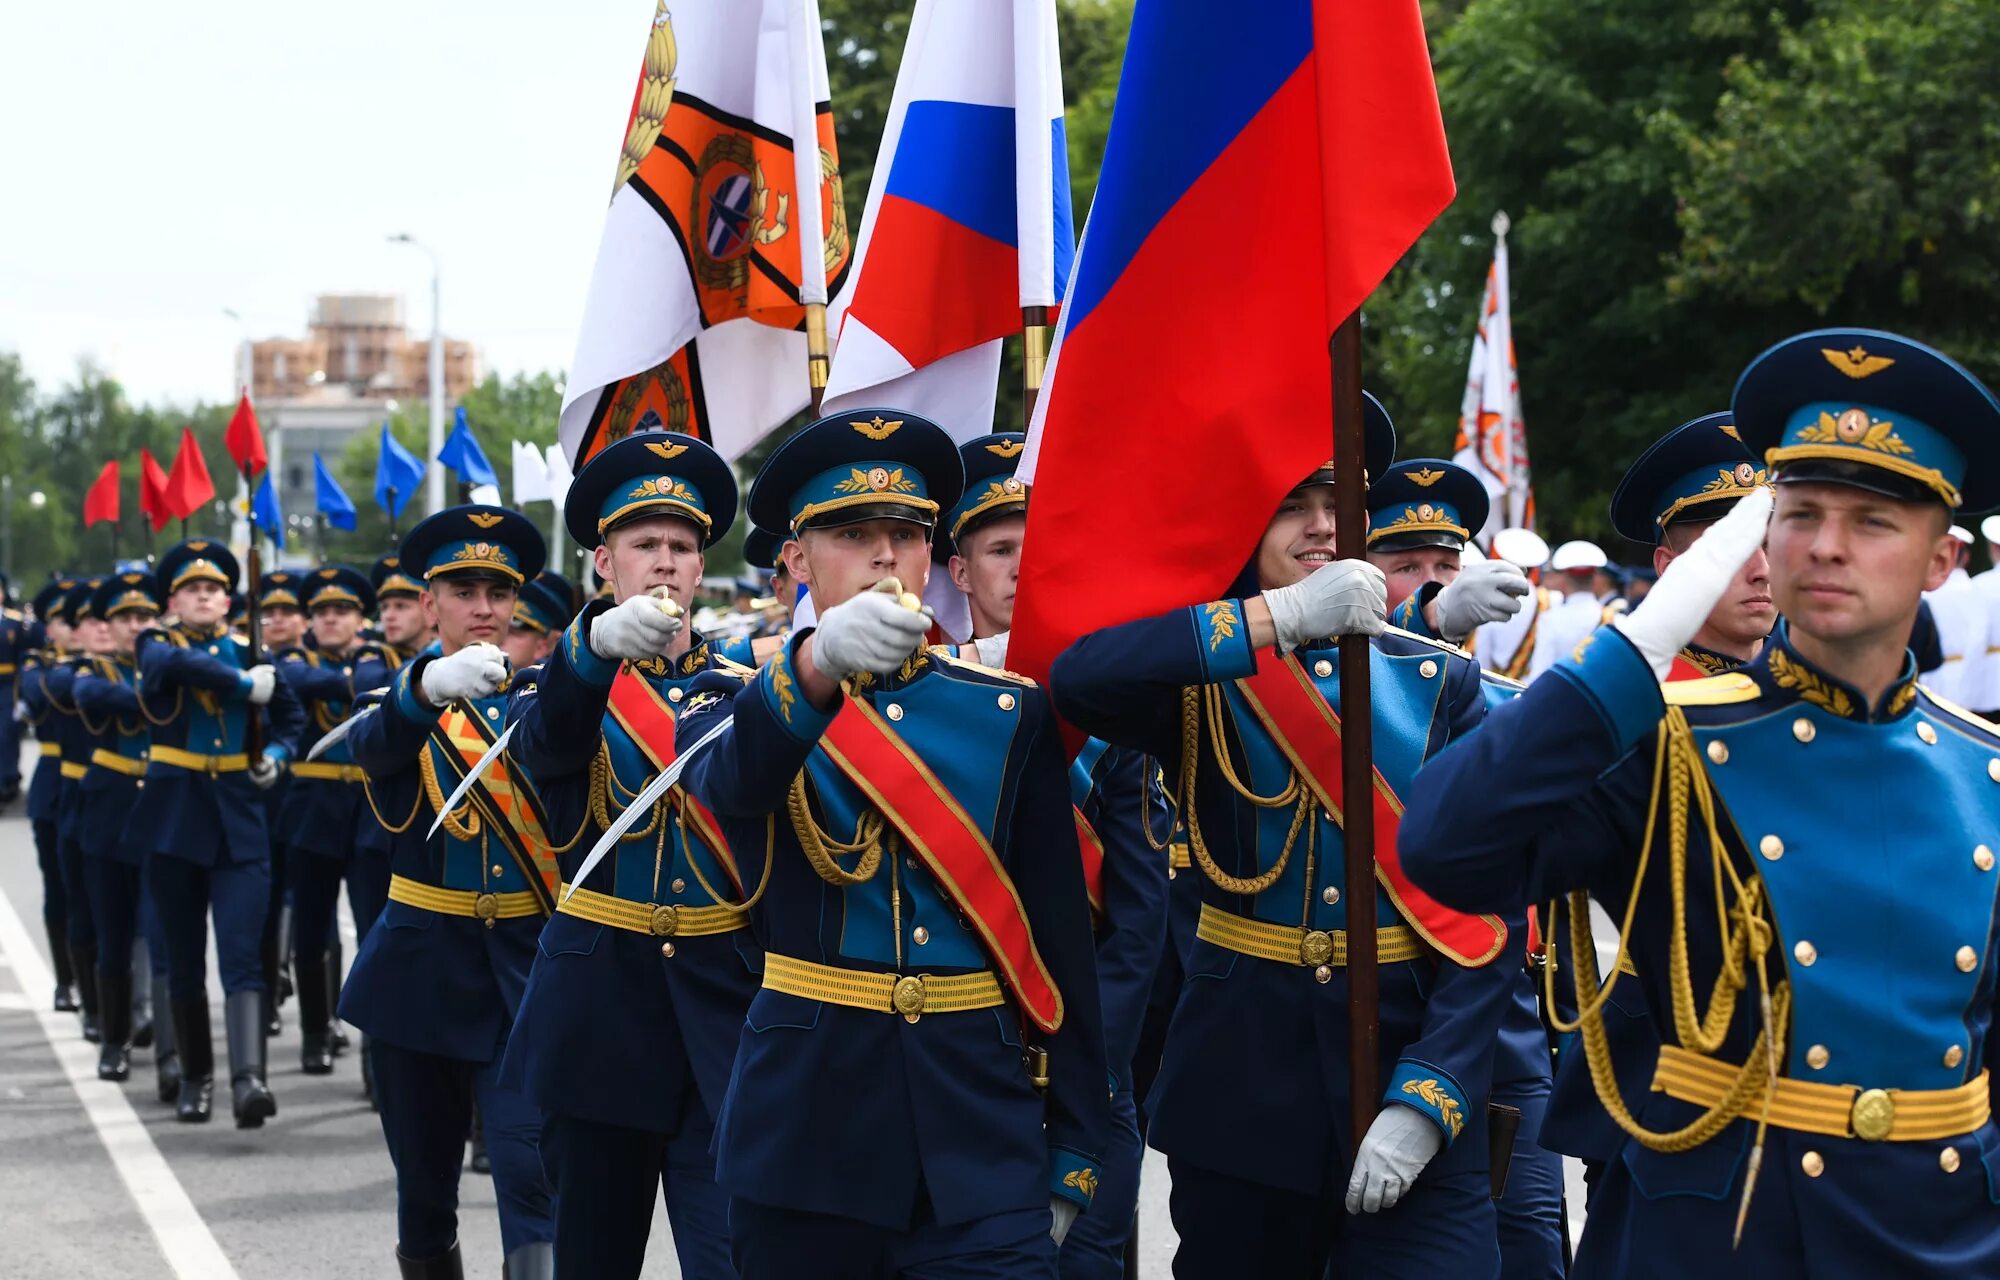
[512,440,552,504]
[544,444,574,510]
[1452,218,1534,540]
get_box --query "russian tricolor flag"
[1012,0,1456,686]
[823,0,1074,441]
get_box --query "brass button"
[671,877,686,894]
[490,864,505,877]
[892,975,927,1021]
[659,942,675,958]
[1801,1151,1824,1178]
[1793,940,1818,967]
[1793,718,1815,743]
[1759,835,1784,861]
[1918,721,1938,745]
[1314,964,1333,984]
[1850,1089,1895,1142]
[486,706,500,720]
[208,645,219,655]
[1977,845,1995,872]
[1322,886,1340,906]
[668,687,684,703]
[473,893,500,927]
[1707,740,1729,765]
[886,703,904,722]
[997,693,1016,711]
[1313,660,1333,678]
[1419,660,1438,679]
[1167,867,1177,880]
[1956,945,1979,973]
[1990,759,2000,783]
[1945,1044,1965,1069]
[649,905,679,937]
[912,926,930,946]
[1941,1146,1963,1174]
[1805,1044,1829,1070]
[1300,930,1335,967]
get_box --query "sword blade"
[305,707,373,762]
[564,713,733,903]
[427,719,516,840]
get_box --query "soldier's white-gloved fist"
[420,642,510,705]
[1344,1104,1445,1214]
[1049,1197,1080,1247]
[1261,560,1388,654]
[1616,485,1773,679]
[12,700,26,724]
[240,663,277,706]
[1432,558,1532,644]
[248,747,288,791]
[809,589,931,681]
[972,630,1010,670]
[589,593,685,662]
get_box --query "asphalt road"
[0,741,1585,1278]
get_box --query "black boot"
[394,1241,465,1279]
[325,940,349,1055]
[153,984,180,1105]
[48,924,77,1011]
[71,944,100,1043]
[172,999,213,1123]
[130,944,154,1049]
[466,1100,490,1174]
[500,1242,554,1280]
[225,990,276,1129]
[97,969,133,1082]
[295,950,334,1075]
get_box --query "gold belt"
[1169,842,1191,871]
[557,881,747,938]
[89,749,147,777]
[0,663,16,676]
[1197,902,1426,968]
[762,953,1005,1022]
[388,874,544,927]
[39,742,60,757]
[59,761,86,780]
[150,745,250,775]
[1653,1045,1991,1142]
[292,761,366,783]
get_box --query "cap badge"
[985,440,1025,458]
[1406,467,1445,487]
[645,440,689,460]
[1717,424,1742,440]
[1797,409,1912,457]
[468,512,504,529]
[1823,346,1895,380]
[318,568,339,579]
[837,466,914,496]
[187,540,210,551]
[453,541,507,563]
[628,477,694,501]
[852,415,903,441]
[1002,476,1025,494]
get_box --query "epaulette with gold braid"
[931,648,1037,687]
[1661,673,1758,707]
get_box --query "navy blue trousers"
[58,835,95,952]
[1057,1089,1141,1280]
[289,847,345,961]
[1494,1075,1566,1280]
[85,857,168,980]
[33,818,66,941]
[540,1090,732,1280]
[371,1039,553,1258]
[730,1198,1058,1280]
[148,855,269,1001]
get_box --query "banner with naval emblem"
[561,0,854,467]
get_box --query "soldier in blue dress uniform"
[50,577,107,1043]
[133,541,304,1126]
[1401,328,2000,1278]
[255,569,308,1036]
[21,577,81,1012]
[1049,398,1522,1279]
[499,570,575,674]
[676,408,1110,1279]
[339,505,556,1280]
[0,572,28,808]
[500,433,759,1280]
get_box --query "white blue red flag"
[1453,217,1535,539]
[822,0,1074,441]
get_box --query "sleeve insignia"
[1203,600,1239,653]
[1062,1167,1099,1198]
[1401,1078,1465,1138]
[682,691,721,716]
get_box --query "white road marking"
[0,878,241,1280]
[0,989,33,1010]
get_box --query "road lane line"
[0,877,241,1280]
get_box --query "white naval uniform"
[1528,588,1611,680]
[1923,566,1989,708]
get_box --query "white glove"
[1615,485,1773,679]
[1431,558,1532,644]
[809,588,931,681]
[420,642,510,705]
[241,664,277,706]
[588,594,685,662]
[1261,560,1388,654]
[972,630,1010,670]
[1050,1197,1080,1247]
[248,748,288,791]
[12,701,24,724]
[1344,1104,1444,1214]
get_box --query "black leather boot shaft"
[224,990,276,1129]
[71,944,100,1043]
[296,950,334,1074]
[96,969,133,1081]
[172,998,213,1123]
[395,1241,465,1279]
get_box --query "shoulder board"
[138,627,182,650]
[1662,672,1759,706]
[1918,686,2000,738]
[1479,669,1526,693]
[931,649,1037,687]
[1380,624,1476,664]
[712,654,756,680]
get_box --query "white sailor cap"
[1549,539,1608,572]
[1491,527,1550,570]
[1949,524,1975,545]
[1981,515,2000,545]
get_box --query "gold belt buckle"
[892,975,927,1023]
[473,893,500,929]
[650,904,679,937]
[206,755,222,777]
[1850,1087,1895,1142]
[1299,929,1335,967]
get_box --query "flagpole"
[1330,316,1380,1155]
[1021,306,1051,428]
[807,304,829,415]
[242,462,265,760]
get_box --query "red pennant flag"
[81,460,121,527]
[224,392,267,475]
[162,426,216,522]
[139,447,172,533]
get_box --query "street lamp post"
[388,234,445,516]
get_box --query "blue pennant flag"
[437,406,498,489]
[314,452,357,531]
[251,472,285,550]
[374,422,425,519]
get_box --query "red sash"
[1667,655,1708,683]
[605,668,742,896]
[1073,806,1105,917]
[1233,655,1509,967]
[820,697,1066,1033]
[432,707,559,910]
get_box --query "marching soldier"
[1402,329,2000,1277]
[372,554,437,666]
[255,569,310,1037]
[939,432,1172,1280]
[338,505,556,1279]
[21,577,80,1012]
[501,433,759,1279]
[676,409,1110,1278]
[1050,398,1521,1278]
[499,571,575,673]
[50,578,107,1043]
[133,541,303,1126]
[0,573,27,808]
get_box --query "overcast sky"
[1,0,653,407]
